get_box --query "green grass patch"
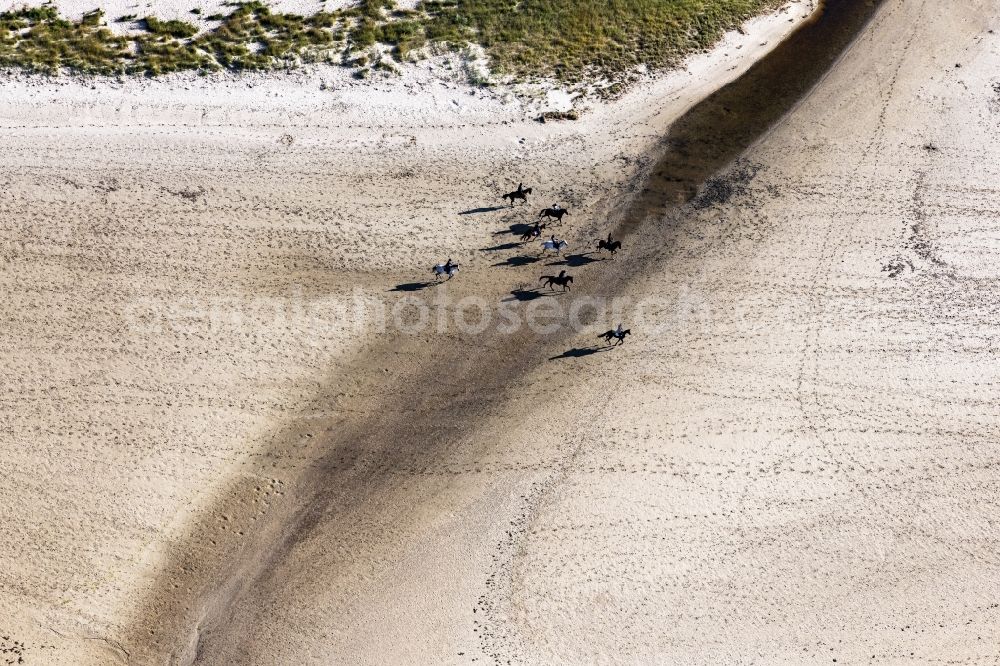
[142,16,199,38]
[0,0,786,89]
[414,0,785,83]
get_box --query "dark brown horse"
[599,327,631,345]
[596,233,622,255]
[520,222,546,242]
[503,183,533,206]
[540,270,574,292]
[539,206,570,224]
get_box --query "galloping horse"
[596,233,622,255]
[503,183,533,206]
[539,206,570,224]
[432,259,460,280]
[540,270,574,292]
[520,222,546,242]
[540,236,569,255]
[599,326,631,346]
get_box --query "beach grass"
[0,0,786,87]
[418,0,786,83]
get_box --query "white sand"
[0,0,454,35]
[0,0,337,34]
[6,0,999,663]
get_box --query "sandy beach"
[3,0,1000,663]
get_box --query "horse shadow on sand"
[390,281,437,292]
[503,288,553,302]
[549,345,615,361]
[480,241,523,252]
[459,205,507,216]
[494,222,535,238]
[546,252,604,268]
[494,255,541,268]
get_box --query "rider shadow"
[546,253,603,268]
[494,223,534,237]
[504,288,550,302]
[391,281,435,292]
[549,346,614,361]
[480,241,522,252]
[460,206,506,215]
[493,255,541,268]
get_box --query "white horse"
[432,262,460,280]
[540,239,569,255]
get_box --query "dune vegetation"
[0,0,785,87]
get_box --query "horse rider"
[444,258,454,273]
[615,323,625,339]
